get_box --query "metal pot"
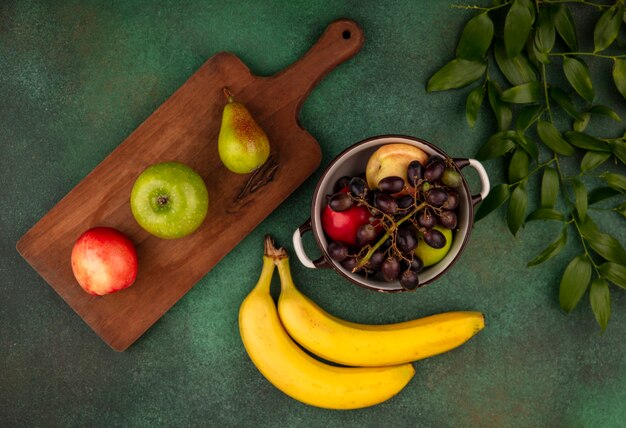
[292,135,490,292]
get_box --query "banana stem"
[264,235,288,259]
[264,236,293,291]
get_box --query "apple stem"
[354,201,428,271]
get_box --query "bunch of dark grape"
[324,154,462,291]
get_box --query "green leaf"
[508,183,528,235]
[602,172,626,192]
[531,38,551,65]
[516,133,539,160]
[466,85,485,128]
[541,167,559,208]
[523,0,536,24]
[563,131,610,152]
[599,262,626,289]
[573,113,590,132]
[571,178,587,221]
[527,227,567,266]
[476,131,517,160]
[427,59,487,92]
[536,120,575,156]
[494,41,537,85]
[616,201,626,219]
[526,36,541,67]
[475,183,510,221]
[487,80,513,131]
[526,208,566,222]
[593,4,623,53]
[579,215,626,263]
[612,59,626,101]
[608,139,626,165]
[516,105,543,131]
[588,186,620,205]
[590,279,610,332]
[554,4,578,51]
[589,104,621,122]
[508,148,529,183]
[549,87,582,120]
[563,57,594,103]
[581,151,611,172]
[559,255,592,313]
[505,0,533,58]
[457,12,495,60]
[535,7,555,53]
[500,81,541,103]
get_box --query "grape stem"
[354,201,428,271]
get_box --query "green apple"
[130,162,209,239]
[414,226,453,267]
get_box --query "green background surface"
[2,1,626,426]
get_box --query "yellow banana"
[276,257,485,367]
[238,237,415,410]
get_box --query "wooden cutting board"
[16,19,364,351]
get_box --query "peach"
[365,143,428,191]
[71,227,138,296]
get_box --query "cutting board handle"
[275,19,364,116]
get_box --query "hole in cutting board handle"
[342,30,351,39]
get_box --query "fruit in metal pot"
[378,176,405,194]
[365,143,428,191]
[442,168,462,187]
[327,241,349,262]
[414,226,453,267]
[321,201,374,247]
[424,156,445,182]
[381,257,401,281]
[328,192,353,212]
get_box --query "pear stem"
[223,87,234,103]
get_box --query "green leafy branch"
[427,0,626,332]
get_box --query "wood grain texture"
[16,19,364,351]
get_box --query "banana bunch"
[238,236,484,410]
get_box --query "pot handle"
[454,158,491,206]
[292,219,329,269]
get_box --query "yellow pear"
[218,88,270,174]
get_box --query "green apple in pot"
[130,162,209,239]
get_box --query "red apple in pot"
[321,188,381,247]
[71,227,138,296]
[322,203,373,247]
